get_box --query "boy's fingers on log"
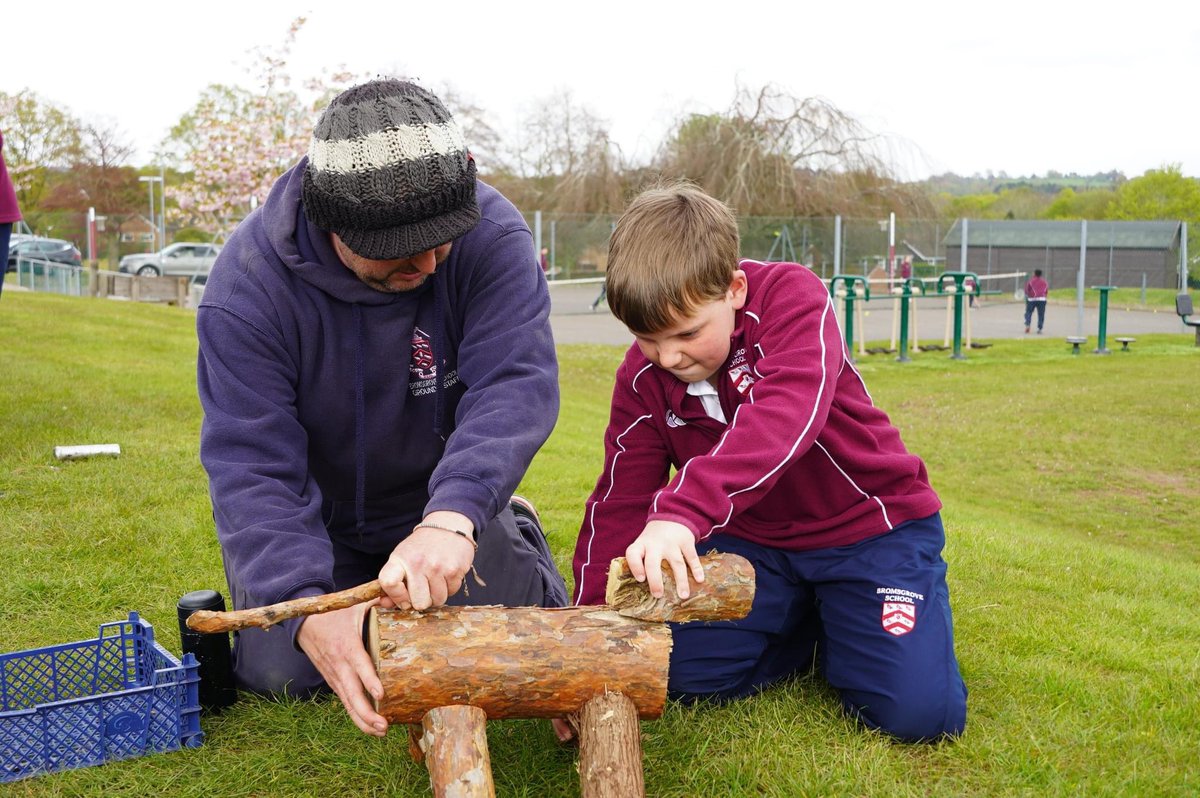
[640,545,666,598]
[663,554,688,600]
[625,540,648,583]
[687,551,706,585]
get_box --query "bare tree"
[655,83,932,218]
[495,90,630,213]
[435,84,509,176]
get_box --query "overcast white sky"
[5,1,1199,181]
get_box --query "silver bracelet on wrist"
[414,522,477,550]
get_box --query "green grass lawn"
[2,291,1199,797]
[1047,286,1183,311]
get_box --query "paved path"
[547,281,1190,347]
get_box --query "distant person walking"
[1024,269,1049,334]
[0,129,22,301]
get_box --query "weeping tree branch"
[654,82,930,219]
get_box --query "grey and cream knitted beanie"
[302,79,480,260]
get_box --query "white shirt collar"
[686,379,726,423]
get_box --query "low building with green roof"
[943,220,1182,289]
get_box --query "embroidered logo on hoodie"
[410,327,437,380]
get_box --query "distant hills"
[922,171,1125,196]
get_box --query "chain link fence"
[527,213,1187,291]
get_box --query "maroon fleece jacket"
[572,260,941,605]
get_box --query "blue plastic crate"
[0,612,203,782]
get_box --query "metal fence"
[11,258,88,296]
[527,213,954,283]
[526,213,1189,290]
[10,258,195,306]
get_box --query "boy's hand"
[625,520,704,599]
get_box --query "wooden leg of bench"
[421,705,494,798]
[578,692,644,798]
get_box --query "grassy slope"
[1,292,1198,797]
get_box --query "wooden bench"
[1114,337,1136,351]
[1066,336,1087,355]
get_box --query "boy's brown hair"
[605,182,739,334]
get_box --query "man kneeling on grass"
[571,183,967,742]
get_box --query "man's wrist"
[417,510,477,543]
[414,521,477,549]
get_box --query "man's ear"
[729,269,748,310]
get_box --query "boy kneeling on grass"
[571,183,967,742]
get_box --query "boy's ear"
[729,269,748,310]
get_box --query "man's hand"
[296,601,388,737]
[378,511,476,611]
[625,520,704,599]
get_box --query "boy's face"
[632,270,747,384]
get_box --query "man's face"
[632,270,747,384]
[331,234,453,293]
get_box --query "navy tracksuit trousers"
[669,512,967,742]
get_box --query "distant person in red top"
[900,256,912,281]
[1024,268,1049,333]
[0,128,23,301]
[571,183,966,742]
[539,247,549,273]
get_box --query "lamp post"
[158,166,166,252]
[138,175,164,251]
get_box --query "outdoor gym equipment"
[829,275,869,360]
[891,278,926,363]
[1091,285,1118,354]
[935,272,981,360]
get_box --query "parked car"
[118,242,222,278]
[7,237,83,272]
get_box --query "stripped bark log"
[578,691,644,798]
[421,705,494,798]
[368,606,671,724]
[605,551,755,623]
[185,580,384,633]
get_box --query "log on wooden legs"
[368,606,671,724]
[420,705,494,798]
[578,691,644,798]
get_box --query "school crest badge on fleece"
[726,347,756,395]
[877,585,924,637]
[410,327,437,380]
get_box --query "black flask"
[177,589,238,712]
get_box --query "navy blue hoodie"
[197,160,559,614]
